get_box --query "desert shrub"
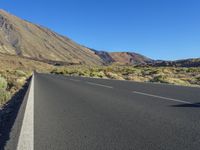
[49,66,200,87]
[127,75,149,82]
[16,77,27,87]
[165,78,190,86]
[0,76,11,105]
[76,71,84,76]
[122,67,141,75]
[105,72,124,80]
[51,68,65,75]
[0,76,7,90]
[196,76,200,81]
[151,75,190,86]
[141,68,154,76]
[90,71,105,78]
[70,70,81,76]
[104,66,113,73]
[51,69,58,74]
[186,68,199,73]
[0,90,11,105]
[151,75,168,83]
[161,68,174,74]
[15,70,27,77]
[175,68,187,73]
[0,70,30,106]
[148,69,162,75]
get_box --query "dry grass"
[0,53,54,72]
[0,53,56,107]
[51,65,200,87]
[0,69,31,106]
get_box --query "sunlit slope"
[0,9,103,65]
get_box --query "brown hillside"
[0,9,103,65]
[109,52,152,64]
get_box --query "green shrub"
[186,68,198,73]
[15,70,27,77]
[196,76,200,81]
[90,71,105,78]
[0,90,11,105]
[151,75,168,83]
[49,66,200,87]
[0,76,7,90]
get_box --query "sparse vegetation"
[51,65,200,87]
[0,76,11,106]
[0,70,31,106]
[1,61,200,107]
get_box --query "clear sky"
[1,0,200,60]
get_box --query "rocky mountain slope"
[0,9,154,65]
[109,52,152,64]
[92,50,152,65]
[0,9,104,65]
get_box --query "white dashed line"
[17,74,34,150]
[86,82,113,89]
[132,91,192,104]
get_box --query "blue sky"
[1,0,200,60]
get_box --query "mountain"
[109,52,152,64]
[0,9,103,65]
[0,9,199,67]
[0,9,154,66]
[92,50,152,65]
[91,49,115,63]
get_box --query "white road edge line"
[69,79,80,82]
[132,91,192,104]
[86,82,113,89]
[17,73,34,150]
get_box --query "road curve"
[33,73,200,150]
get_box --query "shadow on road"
[0,77,31,150]
[172,103,200,108]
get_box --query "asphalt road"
[5,72,200,149]
[32,73,200,150]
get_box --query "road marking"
[17,74,34,150]
[86,82,113,89]
[70,79,80,82]
[132,91,192,104]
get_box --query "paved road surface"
[5,73,200,149]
